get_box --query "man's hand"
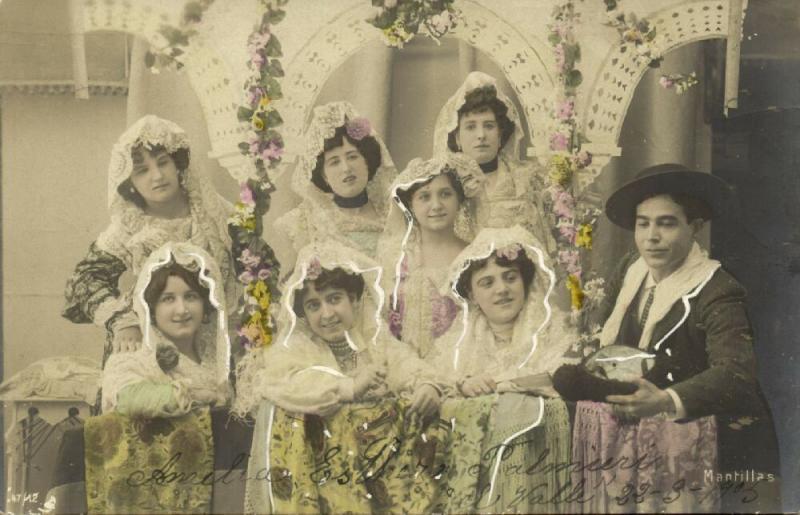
[606,377,675,420]
[459,375,496,397]
[113,326,143,353]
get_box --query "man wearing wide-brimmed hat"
[598,163,781,512]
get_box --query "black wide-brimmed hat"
[605,163,733,230]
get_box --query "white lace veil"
[102,241,231,412]
[438,226,572,380]
[96,115,235,308]
[233,240,386,416]
[378,153,479,309]
[432,71,525,162]
[292,101,397,216]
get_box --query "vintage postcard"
[1,0,797,513]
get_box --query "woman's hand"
[408,384,441,420]
[352,365,387,401]
[458,375,497,397]
[113,326,143,353]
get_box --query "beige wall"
[2,92,127,377]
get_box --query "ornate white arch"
[80,0,245,178]
[278,0,556,162]
[578,0,739,187]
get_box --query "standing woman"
[63,115,243,369]
[434,71,556,255]
[275,101,396,258]
[379,154,479,357]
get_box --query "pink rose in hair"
[306,258,322,281]
[496,243,522,261]
[345,117,371,140]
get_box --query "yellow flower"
[575,224,593,249]
[566,274,584,310]
[252,115,265,131]
[258,95,271,110]
[548,154,573,187]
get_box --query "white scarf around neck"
[599,242,721,350]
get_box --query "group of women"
[60,71,704,513]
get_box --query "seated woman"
[431,226,576,513]
[84,242,231,514]
[379,154,480,357]
[433,72,556,255]
[275,102,397,259]
[234,241,449,514]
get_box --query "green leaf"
[267,59,284,77]
[548,33,562,46]
[264,36,282,57]
[265,110,283,128]
[565,69,583,88]
[264,78,283,99]
[265,8,286,25]
[237,106,255,122]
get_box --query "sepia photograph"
[1,0,798,513]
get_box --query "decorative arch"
[80,0,245,177]
[279,0,556,161]
[581,0,736,173]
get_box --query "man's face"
[634,195,702,281]
[301,283,356,343]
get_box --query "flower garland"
[545,2,605,313]
[228,0,288,350]
[144,0,215,72]
[659,72,699,94]
[369,0,460,48]
[603,0,663,67]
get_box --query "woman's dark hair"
[117,144,191,209]
[395,169,466,215]
[310,125,382,193]
[446,85,516,153]
[143,260,215,322]
[649,193,713,223]
[455,251,536,300]
[293,267,366,317]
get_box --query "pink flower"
[557,220,577,241]
[558,249,582,275]
[260,140,284,162]
[240,182,255,205]
[345,117,371,140]
[238,270,255,284]
[549,132,570,151]
[257,268,271,280]
[550,188,576,218]
[249,31,271,49]
[556,99,574,120]
[238,248,261,269]
[250,50,265,68]
[659,76,674,89]
[496,243,522,261]
[306,258,322,281]
[554,43,566,70]
[574,150,593,168]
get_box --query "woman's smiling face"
[409,174,461,232]
[301,283,357,343]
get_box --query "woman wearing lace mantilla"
[274,101,397,258]
[431,226,575,513]
[379,153,480,358]
[63,116,250,371]
[85,242,231,513]
[234,241,452,514]
[434,72,556,255]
